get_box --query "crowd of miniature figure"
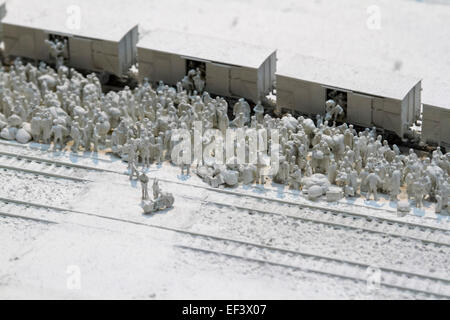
[0,58,449,214]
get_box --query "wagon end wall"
[422,104,450,148]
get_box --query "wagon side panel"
[3,24,36,60]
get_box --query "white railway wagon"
[2,4,138,78]
[277,54,422,138]
[422,82,450,149]
[138,30,276,102]
[0,0,6,40]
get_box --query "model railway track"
[0,148,448,236]
[0,196,449,298]
[254,186,400,214]
[0,211,56,225]
[166,179,449,230]
[0,150,117,173]
[0,163,91,182]
[0,196,70,224]
[181,194,450,248]
[0,151,96,182]
[176,244,448,299]
[0,140,114,164]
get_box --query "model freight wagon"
[421,81,450,149]
[276,54,422,139]
[137,29,277,103]
[2,5,138,80]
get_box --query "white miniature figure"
[92,125,101,152]
[139,172,150,201]
[143,179,174,214]
[50,119,67,150]
[325,99,344,122]
[152,179,161,199]
[325,100,335,115]
[233,98,250,124]
[140,137,151,168]
[405,171,414,200]
[217,108,229,135]
[155,133,164,164]
[412,175,430,208]
[289,165,302,190]
[193,69,205,93]
[344,125,354,149]
[41,112,53,144]
[364,170,383,201]
[128,145,139,180]
[231,111,246,128]
[70,121,82,151]
[181,161,190,176]
[30,113,42,141]
[435,179,449,213]
[255,152,267,185]
[253,101,264,124]
[389,169,402,201]
[83,120,94,151]
[45,38,67,67]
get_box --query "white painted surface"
[2,0,137,42]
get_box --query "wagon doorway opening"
[185,58,207,93]
[186,59,206,78]
[47,33,70,64]
[326,88,348,121]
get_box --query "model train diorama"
[0,1,447,150]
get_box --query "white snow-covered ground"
[0,140,449,299]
